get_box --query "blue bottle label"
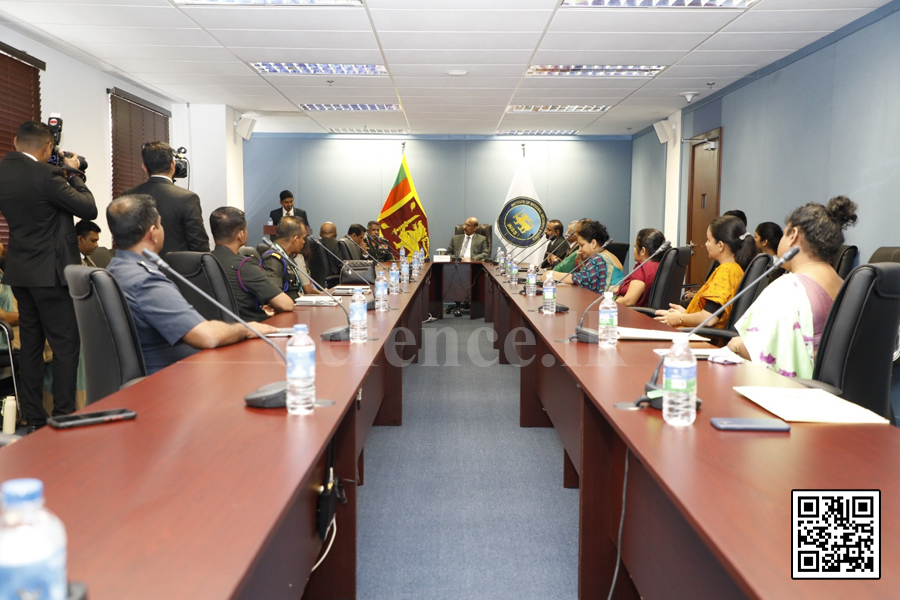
[287,346,315,379]
[0,549,67,600]
[599,309,617,328]
[663,365,697,393]
[375,281,388,296]
[350,302,367,323]
[543,286,555,300]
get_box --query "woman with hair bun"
[613,228,665,307]
[655,215,757,329]
[728,196,858,378]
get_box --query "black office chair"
[831,244,858,280]
[869,246,900,264]
[686,253,773,343]
[632,245,691,316]
[607,242,629,267]
[65,265,147,406]
[165,252,238,323]
[90,246,116,269]
[0,318,19,413]
[453,224,493,254]
[340,260,376,285]
[338,238,366,261]
[308,241,341,288]
[796,263,900,422]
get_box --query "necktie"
[461,236,471,258]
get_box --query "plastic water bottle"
[526,265,537,296]
[411,253,420,281]
[375,270,389,312]
[542,274,556,314]
[389,262,400,294]
[350,287,367,343]
[286,324,316,415]
[399,247,406,265]
[0,479,67,600]
[509,261,519,285]
[400,257,410,283]
[662,333,697,426]
[598,291,618,348]
[498,248,506,271]
[267,217,274,226]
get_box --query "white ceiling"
[0,0,891,136]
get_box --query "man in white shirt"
[448,217,490,261]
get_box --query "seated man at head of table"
[106,194,277,374]
[262,216,318,299]
[209,206,294,322]
[541,219,569,269]
[448,217,490,261]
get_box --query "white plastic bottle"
[350,287,368,343]
[389,262,400,294]
[400,256,410,283]
[375,270,389,312]
[411,252,420,281]
[286,324,316,415]
[399,246,406,265]
[662,333,697,426]
[509,261,519,285]
[542,273,556,314]
[0,478,67,600]
[526,265,537,296]
[598,291,618,348]
[266,216,274,226]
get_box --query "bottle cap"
[674,333,691,345]
[604,291,613,300]
[392,263,397,267]
[1,478,43,507]
[293,324,309,334]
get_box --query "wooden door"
[685,128,722,285]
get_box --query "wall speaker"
[235,117,257,140]
[653,120,673,145]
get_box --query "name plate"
[433,255,452,263]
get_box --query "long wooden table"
[485,263,900,598]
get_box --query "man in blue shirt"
[106,194,276,374]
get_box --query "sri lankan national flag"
[378,156,429,256]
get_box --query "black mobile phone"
[710,417,790,432]
[48,408,136,429]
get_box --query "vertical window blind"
[109,88,170,200]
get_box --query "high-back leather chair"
[454,224,493,251]
[634,245,691,314]
[689,253,773,342]
[338,238,364,261]
[340,260,376,285]
[607,242,629,267]
[831,244,858,279]
[805,263,900,421]
[869,247,900,264]
[65,265,146,406]
[165,252,237,323]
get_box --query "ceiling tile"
[548,8,741,33]
[724,9,873,32]
[281,90,399,102]
[639,76,742,89]
[135,72,262,85]
[104,60,252,75]
[378,31,541,50]
[0,3,193,27]
[402,104,507,114]
[384,49,534,65]
[210,30,377,49]
[369,9,552,32]
[230,48,383,63]
[396,94,513,104]
[391,76,520,89]
[73,43,235,60]
[181,6,372,30]
[757,0,890,8]
[38,24,216,46]
[678,49,794,66]
[510,95,632,105]
[499,113,601,128]
[532,49,688,65]
[155,84,280,96]
[517,77,648,90]
[389,64,526,78]
[699,31,829,51]
[267,76,395,89]
[369,0,556,8]
[540,32,709,52]
[658,64,764,78]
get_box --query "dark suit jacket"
[124,177,209,257]
[269,207,309,228]
[0,152,97,287]
[542,236,569,268]
[448,233,490,261]
[338,237,364,261]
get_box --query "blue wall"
[242,137,633,253]
[629,129,667,269]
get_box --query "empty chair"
[801,263,900,421]
[633,245,692,315]
[164,252,238,323]
[831,244,858,279]
[869,246,900,264]
[65,265,146,406]
[606,242,629,267]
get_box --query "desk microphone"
[260,238,358,341]
[141,249,292,408]
[570,241,671,344]
[557,238,612,285]
[309,235,376,286]
[634,245,798,409]
[346,235,374,261]
[366,233,400,260]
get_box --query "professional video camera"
[173,146,189,179]
[46,116,88,176]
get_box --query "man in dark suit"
[269,190,309,232]
[76,219,101,267]
[308,221,343,287]
[541,219,569,268]
[448,217,490,261]
[0,121,97,432]
[124,141,209,257]
[339,223,367,261]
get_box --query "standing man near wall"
[0,121,97,433]
[269,190,309,233]
[125,141,209,257]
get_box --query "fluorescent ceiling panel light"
[507,105,609,113]
[299,103,401,111]
[329,128,407,134]
[497,130,579,135]
[527,65,664,77]
[561,0,754,7]
[175,0,362,5]
[251,63,386,75]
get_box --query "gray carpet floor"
[357,317,579,600]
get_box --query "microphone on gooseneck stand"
[347,235,374,261]
[569,241,672,344]
[555,237,613,286]
[367,233,399,260]
[141,249,292,408]
[259,238,359,340]
[309,235,376,286]
[633,245,800,409]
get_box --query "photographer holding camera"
[0,121,97,433]
[125,141,209,257]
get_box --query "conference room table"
[1,258,899,599]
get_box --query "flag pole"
[402,141,406,156]
[521,143,525,157]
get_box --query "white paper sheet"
[734,386,889,424]
[617,327,707,342]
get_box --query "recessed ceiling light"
[329,128,408,134]
[561,0,755,7]
[497,130,579,136]
[175,0,362,5]
[527,65,664,77]
[251,63,386,75]
[447,70,468,76]
[300,104,401,111]
[507,105,609,113]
